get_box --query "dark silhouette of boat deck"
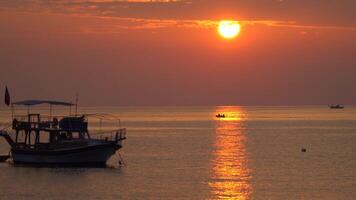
[0,99,126,167]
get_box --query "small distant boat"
[216,114,226,118]
[329,104,344,109]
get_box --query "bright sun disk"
[218,20,241,39]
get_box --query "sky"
[0,0,355,106]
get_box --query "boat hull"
[11,143,119,167]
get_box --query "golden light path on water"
[210,107,251,200]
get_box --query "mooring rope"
[117,152,126,167]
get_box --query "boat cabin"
[10,100,90,149]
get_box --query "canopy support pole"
[11,104,14,120]
[49,104,52,119]
[75,93,78,116]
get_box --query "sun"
[218,20,241,39]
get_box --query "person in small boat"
[216,114,225,118]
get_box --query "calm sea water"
[0,106,356,200]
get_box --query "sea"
[0,106,355,200]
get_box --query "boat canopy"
[13,100,74,106]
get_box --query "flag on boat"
[4,86,10,106]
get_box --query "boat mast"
[75,93,78,116]
[49,104,52,119]
[11,103,14,120]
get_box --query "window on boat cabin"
[14,130,50,144]
[56,131,86,140]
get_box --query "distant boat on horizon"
[329,104,344,109]
[216,113,226,118]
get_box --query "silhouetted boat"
[0,100,126,167]
[216,114,226,118]
[329,104,344,109]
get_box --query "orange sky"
[0,0,355,106]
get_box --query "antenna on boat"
[75,93,79,116]
[11,103,14,120]
[49,104,52,119]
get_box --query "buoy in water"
[301,148,306,152]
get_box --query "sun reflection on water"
[209,107,251,200]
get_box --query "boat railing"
[91,128,126,142]
[13,114,81,122]
[12,114,89,131]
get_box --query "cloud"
[1,0,356,34]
